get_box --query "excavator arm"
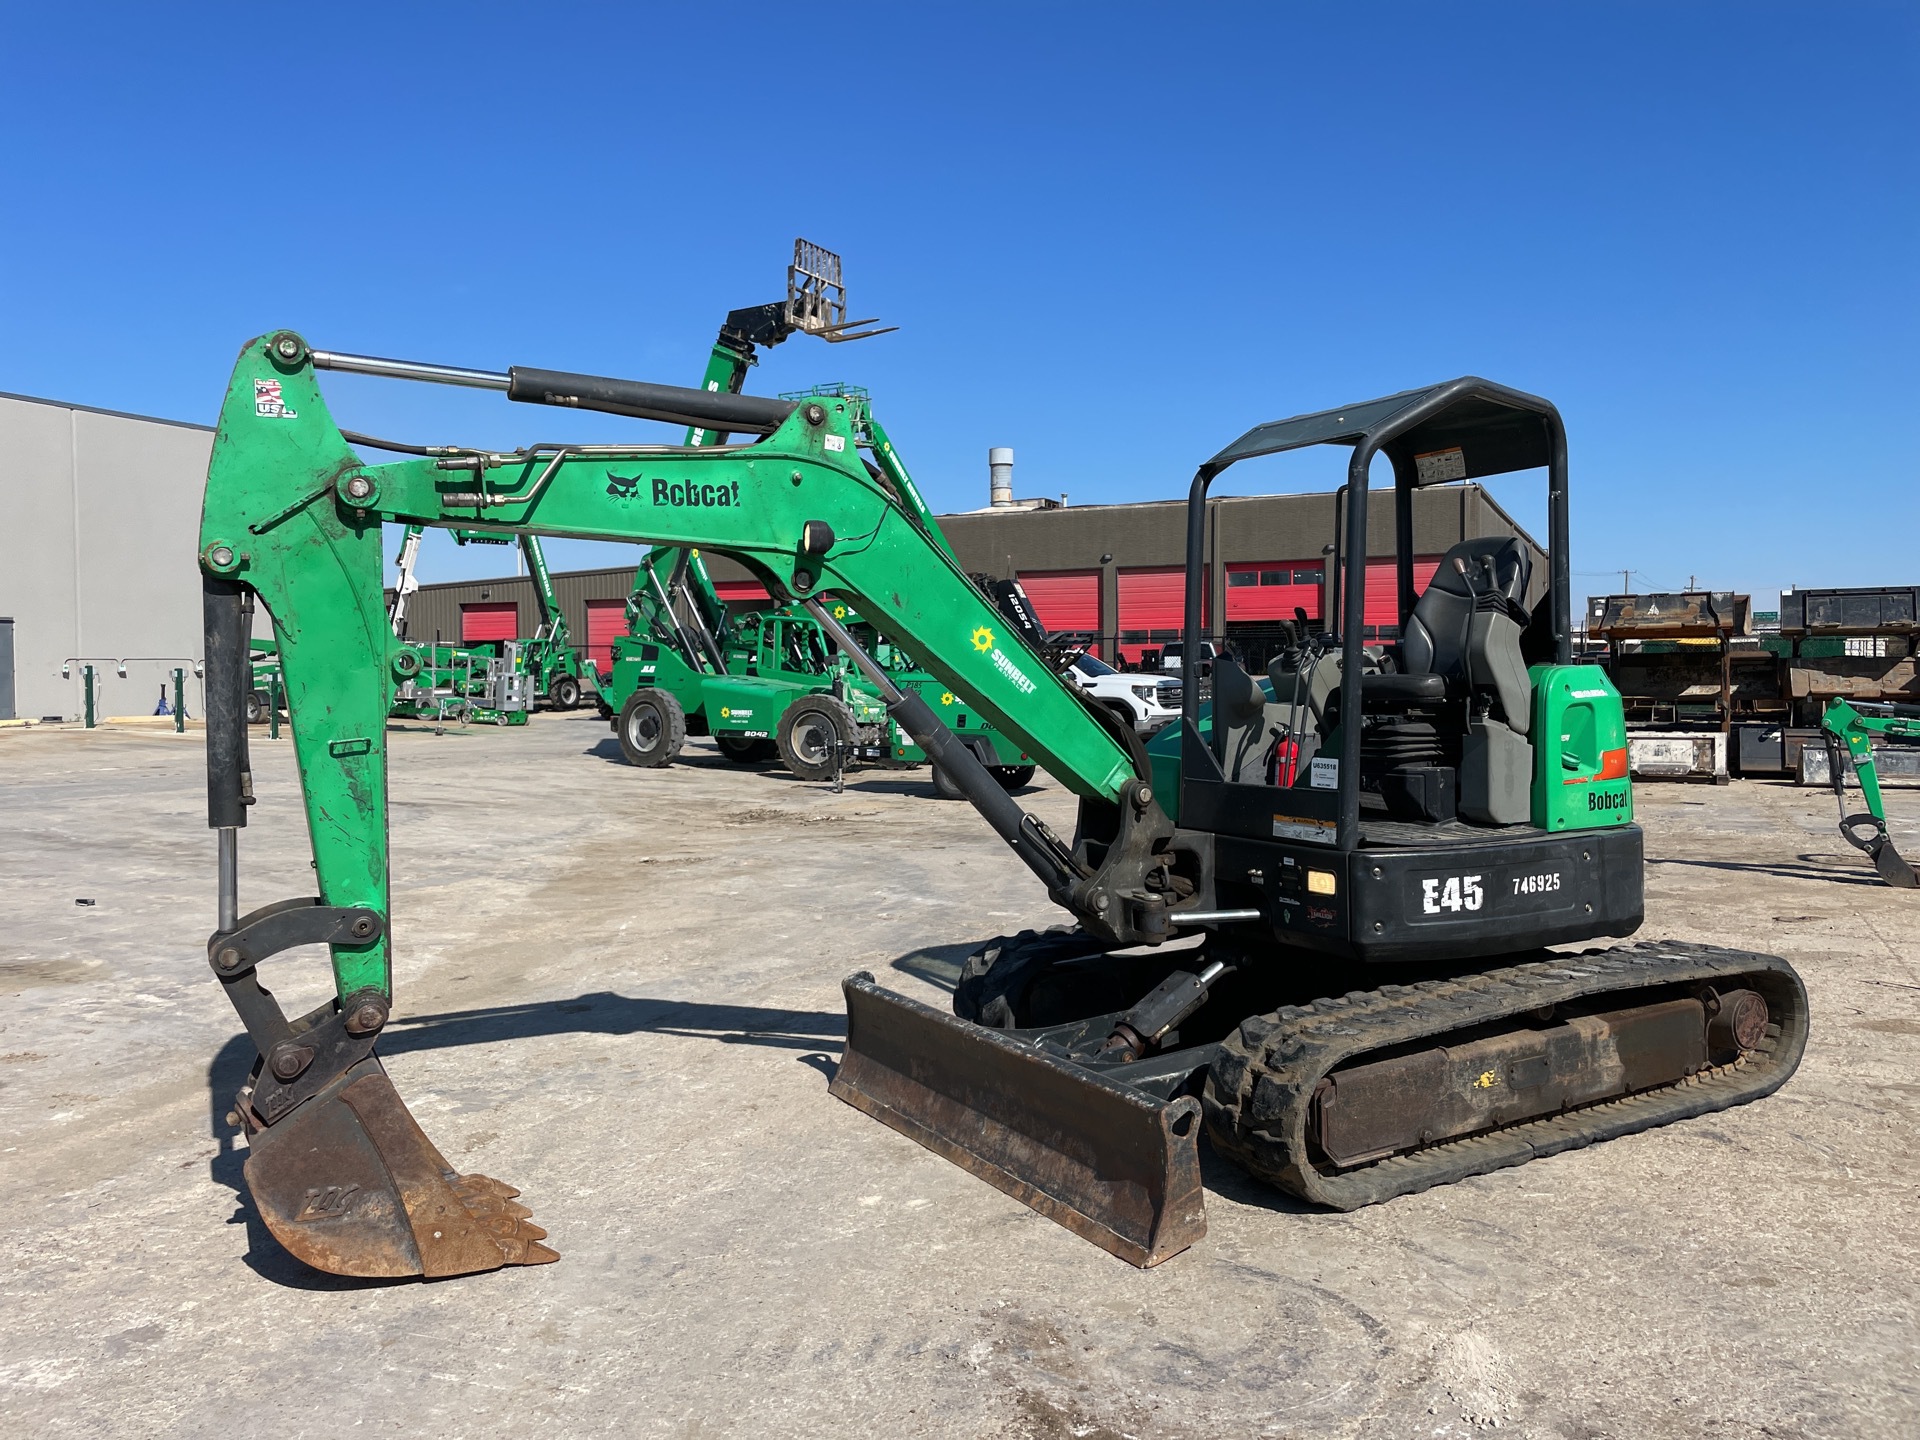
[198,332,1181,1279]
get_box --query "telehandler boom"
[199,334,1807,1279]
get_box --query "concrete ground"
[2,714,1916,1439]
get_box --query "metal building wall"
[0,393,217,721]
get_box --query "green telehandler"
[605,541,1035,788]
[1819,697,1920,887]
[594,246,1018,789]
[196,334,1807,1279]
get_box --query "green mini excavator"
[1819,697,1920,887]
[197,333,1808,1279]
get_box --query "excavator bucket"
[241,1055,558,1279]
[1870,836,1920,889]
[829,972,1206,1267]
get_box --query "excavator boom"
[198,332,1176,1278]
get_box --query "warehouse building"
[395,468,1546,676]
[0,392,217,721]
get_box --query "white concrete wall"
[0,393,214,720]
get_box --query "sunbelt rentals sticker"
[971,625,1036,696]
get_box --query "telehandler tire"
[617,689,686,768]
[991,764,1037,791]
[548,675,582,711]
[930,759,967,801]
[776,695,858,782]
[716,734,778,764]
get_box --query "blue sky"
[1,3,1913,605]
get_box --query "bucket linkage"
[210,898,558,1278]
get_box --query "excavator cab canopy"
[1204,380,1559,482]
[1180,378,1573,852]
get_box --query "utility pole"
[1622,569,1630,595]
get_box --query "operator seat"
[1395,537,1533,729]
[1360,536,1537,824]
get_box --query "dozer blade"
[242,1055,558,1279]
[829,972,1206,1267]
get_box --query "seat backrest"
[1400,537,1534,730]
[1402,538,1531,677]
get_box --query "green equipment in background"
[1819,697,1920,886]
[595,246,1016,790]
[435,526,598,710]
[604,544,1034,789]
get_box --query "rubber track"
[1201,941,1810,1210]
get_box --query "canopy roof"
[1205,377,1561,484]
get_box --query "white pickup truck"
[1063,652,1181,735]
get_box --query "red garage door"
[1117,567,1204,664]
[460,601,520,644]
[1018,570,1100,637]
[585,599,628,677]
[1357,557,1442,638]
[714,580,769,605]
[1225,562,1325,623]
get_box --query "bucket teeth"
[451,1174,559,1264]
[243,1055,559,1279]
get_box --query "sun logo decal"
[719,707,730,718]
[832,604,847,620]
[940,692,955,706]
[971,625,994,654]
